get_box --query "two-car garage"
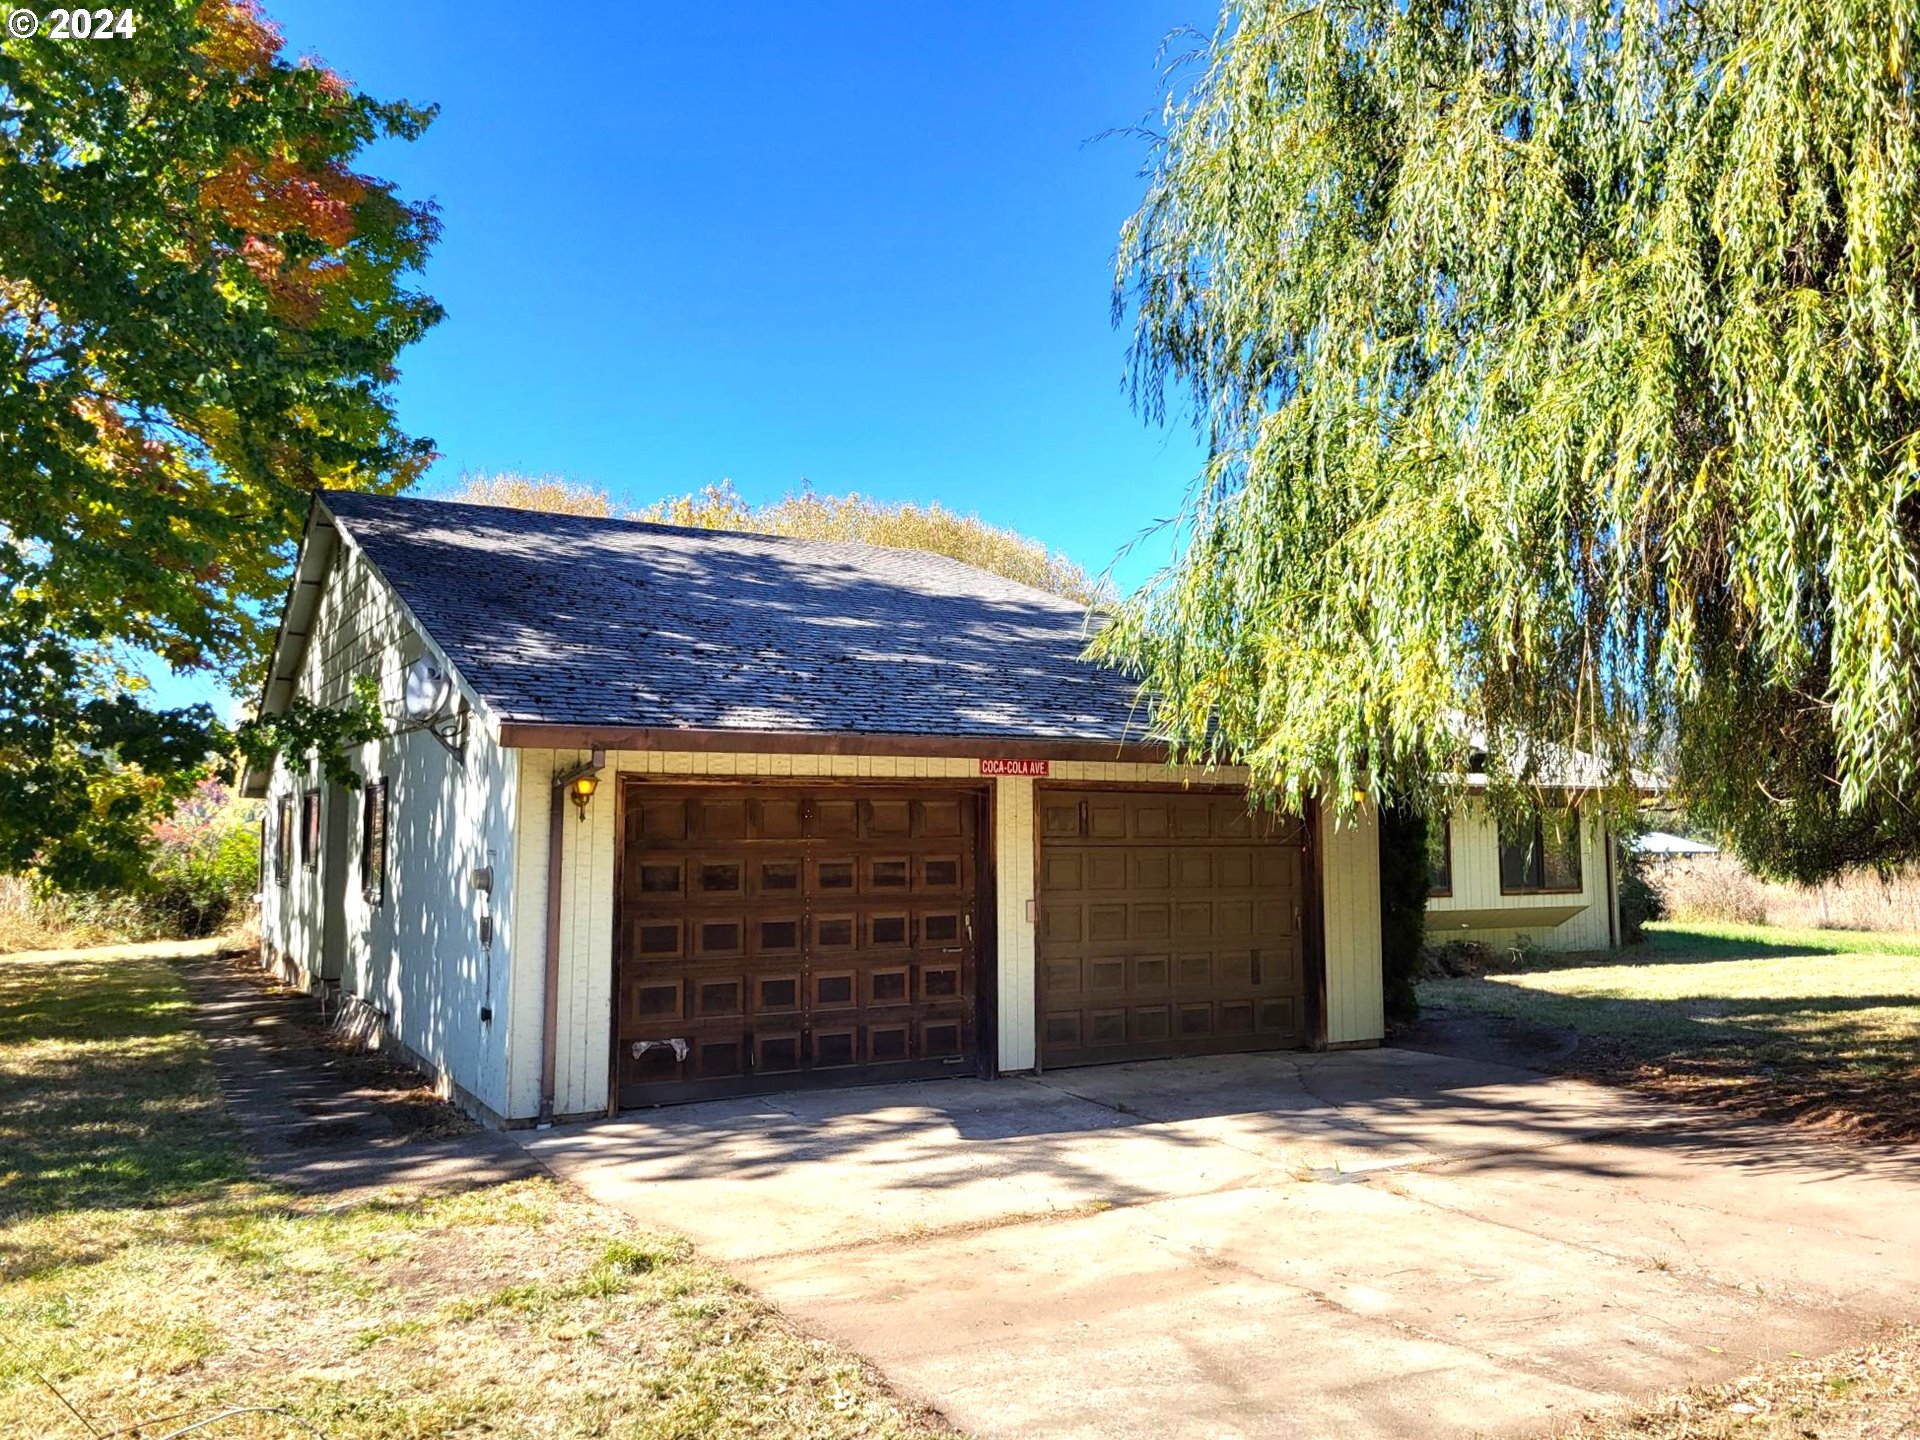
[251,494,1383,1128]
[612,779,1319,1106]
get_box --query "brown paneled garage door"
[615,783,983,1106]
[1037,788,1309,1067]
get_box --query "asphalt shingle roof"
[318,491,1150,743]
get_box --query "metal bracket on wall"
[407,706,469,762]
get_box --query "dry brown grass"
[1552,1325,1920,1439]
[0,950,951,1440]
[1650,856,1920,936]
[0,875,131,952]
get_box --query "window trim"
[300,791,321,872]
[1497,808,1585,896]
[1427,816,1453,898]
[360,777,389,907]
[275,796,293,887]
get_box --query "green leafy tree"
[0,0,440,884]
[1102,0,1920,880]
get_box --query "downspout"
[538,748,604,1127]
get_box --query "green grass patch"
[0,951,947,1439]
[1420,921,1920,1139]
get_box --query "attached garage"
[1036,787,1311,1068]
[614,783,987,1104]
[249,491,1385,1127]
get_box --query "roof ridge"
[317,488,1088,611]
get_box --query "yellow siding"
[539,753,1385,1110]
[994,775,1038,1070]
[1428,799,1614,951]
[507,749,553,1119]
[1320,803,1384,1045]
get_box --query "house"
[1423,798,1625,951]
[1634,831,1719,859]
[246,491,1394,1125]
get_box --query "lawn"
[1419,920,1920,1436]
[1418,919,1920,1141]
[0,950,948,1439]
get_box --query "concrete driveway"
[522,1050,1920,1439]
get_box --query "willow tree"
[1102,0,1920,879]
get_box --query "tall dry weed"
[1650,855,1920,936]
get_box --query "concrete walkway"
[523,1050,1920,1440]
[175,950,541,1200]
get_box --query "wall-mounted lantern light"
[553,749,606,825]
[568,770,599,817]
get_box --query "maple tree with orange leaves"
[0,0,441,888]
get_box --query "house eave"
[240,502,339,797]
[494,721,1172,765]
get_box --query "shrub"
[1378,803,1431,1022]
[1422,938,1494,978]
[1649,855,1769,925]
[1616,841,1664,943]
[145,778,260,938]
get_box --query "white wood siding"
[258,535,521,1121]
[1321,803,1384,1045]
[532,753,1386,1115]
[1428,799,1614,951]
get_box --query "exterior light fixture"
[552,749,607,825]
[568,771,599,818]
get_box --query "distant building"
[1632,831,1720,859]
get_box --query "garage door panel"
[755,797,805,839]
[917,798,965,838]
[1038,787,1307,1068]
[617,783,980,1106]
[1132,852,1171,889]
[1089,798,1130,838]
[1041,800,1081,838]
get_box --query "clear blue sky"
[149,0,1209,714]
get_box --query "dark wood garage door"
[615,783,982,1106]
[1037,788,1308,1067]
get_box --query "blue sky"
[148,1,1209,713]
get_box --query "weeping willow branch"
[1105,0,1920,878]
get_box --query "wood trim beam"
[496,722,1171,765]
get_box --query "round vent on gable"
[403,656,453,724]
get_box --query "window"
[274,797,293,886]
[1498,807,1583,893]
[1426,818,1453,897]
[300,792,321,872]
[361,778,389,906]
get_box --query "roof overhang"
[1428,904,1588,931]
[494,721,1171,765]
[240,498,339,796]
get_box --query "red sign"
[979,758,1049,777]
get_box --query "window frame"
[300,791,321,872]
[1497,807,1584,896]
[360,777,389,907]
[1426,816,1453,898]
[274,796,293,887]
